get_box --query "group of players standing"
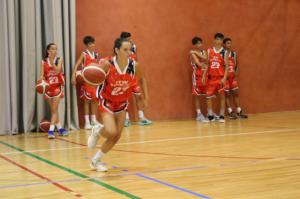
[39,31,247,171]
[190,33,248,123]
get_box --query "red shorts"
[44,84,64,99]
[192,85,206,96]
[192,72,207,96]
[225,77,239,92]
[206,77,225,98]
[79,83,97,101]
[99,98,128,114]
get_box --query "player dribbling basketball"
[87,38,146,172]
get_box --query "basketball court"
[0,111,299,198]
[1,0,300,198]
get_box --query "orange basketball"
[76,70,84,84]
[36,79,49,94]
[39,119,50,132]
[82,63,106,86]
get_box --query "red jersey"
[43,57,64,86]
[82,50,98,67]
[99,56,141,102]
[227,50,237,78]
[207,47,226,78]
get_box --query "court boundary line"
[1,156,297,192]
[53,138,212,198]
[0,153,83,197]
[135,172,211,199]
[0,140,141,199]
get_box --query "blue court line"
[0,165,212,192]
[135,173,212,199]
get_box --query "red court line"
[0,154,83,197]
[57,138,86,146]
[56,138,299,161]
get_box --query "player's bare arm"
[190,50,207,60]
[235,54,239,76]
[136,62,148,107]
[55,57,63,74]
[71,52,84,85]
[221,51,229,84]
[191,53,202,69]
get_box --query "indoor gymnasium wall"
[76,0,300,122]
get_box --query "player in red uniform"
[87,38,145,171]
[40,43,68,138]
[205,33,229,122]
[189,37,209,122]
[120,32,152,127]
[223,38,248,119]
[71,36,101,129]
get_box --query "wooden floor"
[0,111,300,199]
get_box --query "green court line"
[0,140,140,199]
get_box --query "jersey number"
[211,62,220,69]
[49,76,59,84]
[111,86,129,96]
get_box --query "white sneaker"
[88,124,103,148]
[201,118,210,123]
[90,159,108,172]
[196,114,209,123]
[213,112,220,120]
[84,122,92,130]
[91,120,101,126]
[218,115,225,123]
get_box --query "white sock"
[56,123,62,130]
[237,107,242,113]
[228,107,233,113]
[208,108,213,116]
[125,112,130,120]
[220,108,225,116]
[196,109,201,115]
[138,110,145,120]
[49,124,55,131]
[84,115,90,124]
[93,150,104,162]
[91,115,97,122]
